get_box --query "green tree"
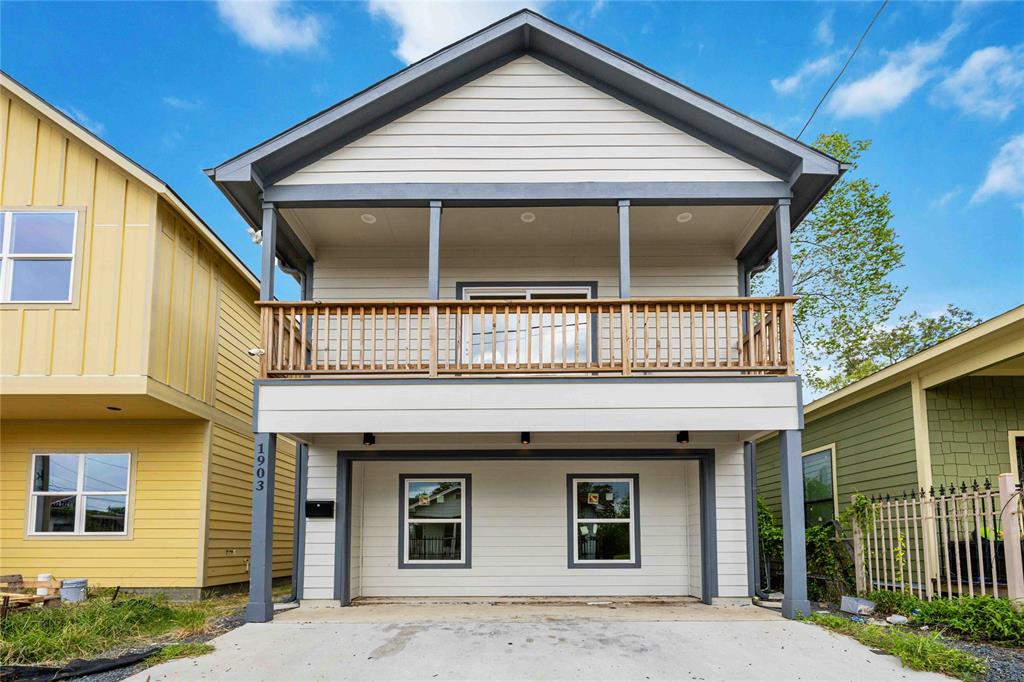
[754,132,978,392]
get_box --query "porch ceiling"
[281,204,770,254]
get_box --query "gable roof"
[1,71,258,290]
[208,9,843,267]
[806,305,1024,420]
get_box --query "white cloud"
[929,186,962,211]
[815,13,834,48]
[771,54,836,95]
[367,0,548,65]
[162,96,204,111]
[827,18,965,118]
[972,135,1024,210]
[216,0,322,53]
[61,106,106,137]
[934,45,1024,120]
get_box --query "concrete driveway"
[131,600,947,681]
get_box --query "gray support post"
[737,262,748,297]
[302,260,314,301]
[775,199,793,296]
[291,443,308,601]
[743,441,759,597]
[260,204,277,301]
[617,200,631,298]
[246,432,277,622]
[334,455,353,606]
[779,429,810,618]
[427,201,442,299]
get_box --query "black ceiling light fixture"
[362,432,376,446]
[676,430,690,444]
[520,431,531,445]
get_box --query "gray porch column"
[775,198,793,296]
[334,455,353,606]
[617,199,631,297]
[427,200,442,299]
[779,429,810,618]
[246,432,277,622]
[260,203,277,301]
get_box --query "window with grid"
[30,454,130,535]
[0,211,77,303]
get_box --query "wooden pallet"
[0,574,64,618]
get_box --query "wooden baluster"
[503,305,510,370]
[984,490,999,592]
[594,305,601,368]
[620,303,632,375]
[724,303,732,368]
[428,305,438,377]
[712,303,720,367]
[948,491,963,596]
[901,496,911,591]
[548,305,555,369]
[912,495,924,598]
[526,305,533,368]
[960,492,974,597]
[938,494,953,597]
[311,306,319,371]
[688,304,696,369]
[699,303,707,368]
[274,307,283,373]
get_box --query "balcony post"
[260,203,277,301]
[774,199,793,296]
[618,200,631,298]
[427,200,442,300]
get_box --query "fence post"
[851,495,867,595]
[998,473,1024,609]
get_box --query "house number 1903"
[255,444,267,492]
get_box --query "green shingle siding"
[756,383,918,517]
[926,376,1024,484]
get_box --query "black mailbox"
[305,500,335,518]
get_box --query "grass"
[808,613,988,681]
[145,642,215,666]
[866,590,1024,647]
[0,588,251,667]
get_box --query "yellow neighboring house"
[0,72,296,597]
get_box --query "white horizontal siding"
[301,436,751,601]
[281,56,777,186]
[311,244,739,300]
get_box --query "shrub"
[866,590,1024,647]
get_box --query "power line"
[797,0,889,140]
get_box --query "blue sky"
[3,0,1022,318]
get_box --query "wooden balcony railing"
[257,297,796,379]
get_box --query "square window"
[400,476,470,567]
[29,454,130,535]
[568,476,640,568]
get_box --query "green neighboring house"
[757,305,1024,525]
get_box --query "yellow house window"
[29,454,131,535]
[0,211,77,303]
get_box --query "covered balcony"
[257,203,796,380]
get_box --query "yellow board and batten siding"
[0,78,295,590]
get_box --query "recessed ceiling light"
[520,212,536,223]
[360,213,377,224]
[676,212,693,224]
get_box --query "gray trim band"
[262,181,792,204]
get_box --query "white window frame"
[570,476,638,566]
[28,453,132,536]
[0,210,78,303]
[402,476,467,565]
[801,443,839,522]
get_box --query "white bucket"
[36,573,53,597]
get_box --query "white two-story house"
[208,11,844,622]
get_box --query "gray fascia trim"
[262,182,791,204]
[334,455,352,605]
[699,452,718,604]
[255,375,799,387]
[293,443,308,600]
[566,473,641,569]
[397,473,473,569]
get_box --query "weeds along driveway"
[130,601,948,681]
